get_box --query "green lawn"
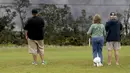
[0,46,130,73]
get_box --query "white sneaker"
[42,61,45,65]
[97,63,100,67]
[97,63,103,67]
[32,62,38,65]
[93,63,96,66]
[99,63,103,66]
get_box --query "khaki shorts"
[106,42,121,50]
[28,39,44,55]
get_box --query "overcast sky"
[0,0,130,30]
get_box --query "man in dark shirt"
[24,9,45,65]
[105,12,122,65]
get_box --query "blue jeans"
[92,37,104,63]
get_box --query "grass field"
[0,46,130,73]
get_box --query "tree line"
[0,0,130,45]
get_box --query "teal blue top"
[87,24,106,37]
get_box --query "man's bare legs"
[39,53,44,63]
[32,54,38,65]
[32,53,44,65]
[108,50,112,65]
[38,49,44,64]
[108,49,119,65]
[114,49,119,65]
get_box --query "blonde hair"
[93,14,101,24]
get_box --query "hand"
[26,35,28,40]
[25,31,28,40]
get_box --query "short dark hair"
[110,12,117,16]
[32,9,38,14]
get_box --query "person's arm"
[24,19,30,40]
[119,22,123,37]
[41,18,45,28]
[120,22,123,31]
[24,18,30,30]
[103,25,106,37]
[105,22,109,32]
[87,25,93,35]
[25,31,28,40]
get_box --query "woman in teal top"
[87,14,106,66]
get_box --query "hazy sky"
[0,0,130,30]
[0,0,129,4]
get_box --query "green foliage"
[0,7,17,44]
[12,0,31,39]
[1,4,130,46]
[121,35,130,45]
[38,5,92,45]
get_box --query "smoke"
[0,0,130,30]
[0,0,12,3]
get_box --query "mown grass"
[0,46,130,73]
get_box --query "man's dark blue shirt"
[105,19,122,42]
